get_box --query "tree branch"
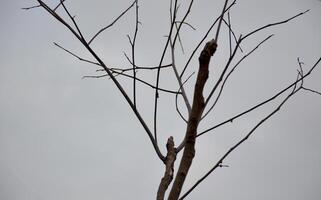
[197,57,321,138]
[157,137,177,200]
[36,0,165,161]
[202,34,273,120]
[168,39,217,200]
[242,9,310,41]
[180,0,236,78]
[180,85,298,199]
[88,0,136,45]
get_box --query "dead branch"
[180,86,298,199]
[242,9,310,41]
[83,72,181,95]
[180,0,236,78]
[214,0,230,42]
[202,34,273,120]
[168,39,217,200]
[175,72,195,123]
[54,42,101,66]
[170,38,192,114]
[204,36,241,108]
[197,57,321,138]
[157,137,177,200]
[153,0,179,148]
[36,0,165,161]
[22,0,67,11]
[88,0,136,45]
[180,64,317,198]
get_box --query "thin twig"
[175,21,196,31]
[180,0,236,78]
[227,12,232,57]
[59,0,85,40]
[223,17,243,53]
[123,52,172,70]
[22,0,67,11]
[175,72,195,123]
[170,37,192,114]
[242,10,310,41]
[22,5,41,10]
[53,0,67,11]
[88,0,136,45]
[54,42,101,66]
[82,72,181,95]
[153,0,179,144]
[128,0,139,108]
[172,0,195,46]
[214,0,230,42]
[302,87,321,96]
[174,22,185,54]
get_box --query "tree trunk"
[167,39,217,200]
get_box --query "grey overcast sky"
[1,0,321,200]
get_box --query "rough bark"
[157,136,177,200]
[167,39,217,200]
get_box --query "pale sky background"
[1,0,321,200]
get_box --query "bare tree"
[25,1,320,199]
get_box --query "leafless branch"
[59,0,85,40]
[123,52,172,70]
[83,72,181,95]
[172,0,195,46]
[170,38,192,114]
[204,35,242,108]
[180,0,236,78]
[88,0,136,45]
[223,16,243,53]
[180,85,298,199]
[242,9,310,41]
[54,42,101,66]
[22,0,67,11]
[153,0,179,145]
[168,39,218,200]
[181,66,316,198]
[175,21,196,31]
[175,72,195,123]
[197,57,321,138]
[174,22,185,54]
[36,0,165,161]
[302,87,321,96]
[157,137,176,200]
[22,5,41,10]
[214,0,230,42]
[126,0,140,108]
[202,34,273,120]
[227,12,232,56]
